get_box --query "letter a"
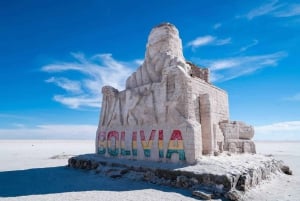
[166,130,186,160]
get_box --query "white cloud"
[213,23,222,29]
[197,51,287,82]
[187,35,215,47]
[187,35,231,48]
[246,0,281,20]
[210,59,239,71]
[46,77,82,94]
[42,53,136,109]
[245,0,300,19]
[274,4,300,17]
[0,124,97,139]
[215,38,232,46]
[284,93,300,101]
[134,59,144,66]
[255,121,300,141]
[53,95,100,109]
[239,39,259,52]
[0,113,32,120]
[11,123,26,128]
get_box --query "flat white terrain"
[0,140,299,201]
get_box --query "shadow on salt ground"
[0,166,193,198]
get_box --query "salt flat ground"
[0,140,299,201]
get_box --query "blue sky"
[0,0,300,140]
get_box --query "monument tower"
[96,23,256,164]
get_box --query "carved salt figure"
[96,23,255,164]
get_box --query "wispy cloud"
[46,77,82,94]
[274,4,300,17]
[196,51,287,82]
[215,38,232,46]
[213,23,222,29]
[0,113,27,120]
[284,93,300,101]
[187,35,215,47]
[42,53,136,109]
[239,39,259,52]
[244,0,300,20]
[245,0,281,20]
[134,59,144,66]
[255,121,300,140]
[187,35,231,48]
[0,113,35,122]
[0,124,96,139]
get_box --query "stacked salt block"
[96,23,256,164]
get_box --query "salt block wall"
[96,123,199,164]
[189,78,229,154]
[96,69,202,164]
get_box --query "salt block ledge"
[68,153,292,200]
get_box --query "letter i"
[158,130,164,158]
[132,131,137,156]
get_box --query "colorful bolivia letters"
[97,129,186,160]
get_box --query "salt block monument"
[69,23,292,200]
[95,23,256,164]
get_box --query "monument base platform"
[68,153,291,200]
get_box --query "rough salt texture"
[96,23,256,164]
[68,153,285,200]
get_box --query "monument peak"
[96,23,256,164]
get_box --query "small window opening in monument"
[217,142,223,152]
